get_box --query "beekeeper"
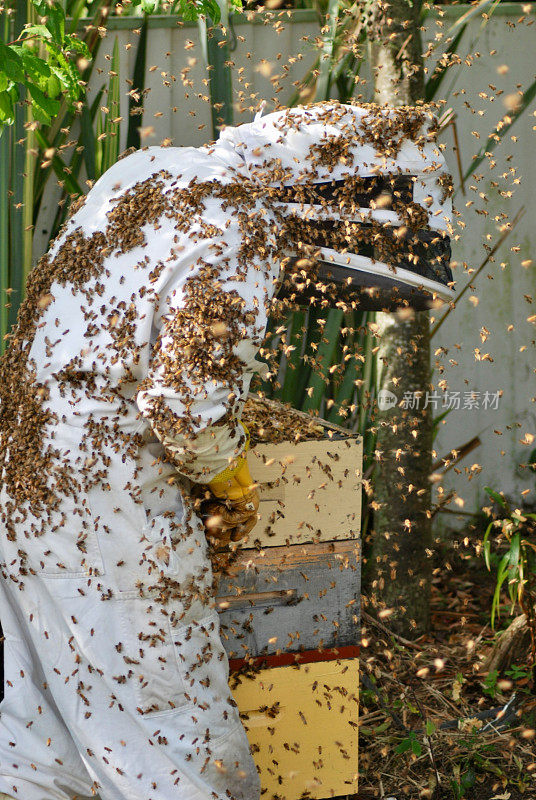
[0,101,453,800]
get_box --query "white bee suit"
[0,141,279,800]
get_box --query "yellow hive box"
[249,437,362,549]
[230,657,359,799]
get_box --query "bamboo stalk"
[295,304,324,404]
[314,0,339,101]
[8,2,27,330]
[103,36,121,173]
[126,13,148,151]
[301,308,344,415]
[0,9,10,350]
[22,0,39,284]
[358,311,374,436]
[277,310,306,406]
[22,105,35,284]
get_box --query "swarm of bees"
[241,396,328,443]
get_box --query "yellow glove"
[208,422,255,502]
[205,422,259,546]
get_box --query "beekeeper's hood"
[214,101,455,310]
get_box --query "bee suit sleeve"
[135,195,278,484]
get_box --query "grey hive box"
[216,539,361,663]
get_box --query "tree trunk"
[368,0,425,105]
[365,0,433,637]
[482,615,532,676]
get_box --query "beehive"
[217,398,361,799]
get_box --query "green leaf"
[425,720,436,737]
[395,737,413,755]
[0,91,14,123]
[0,41,25,83]
[449,0,496,33]
[461,768,476,790]
[47,73,61,99]
[29,1,65,43]
[20,50,51,84]
[483,668,498,698]
[30,0,50,14]
[0,73,8,93]
[180,0,221,23]
[509,532,521,570]
[373,719,391,734]
[67,0,91,34]
[20,24,53,40]
[34,127,84,197]
[491,553,510,628]
[432,407,452,442]
[482,521,494,571]
[44,4,65,43]
[29,102,51,126]
[411,738,422,757]
[206,0,221,23]
[64,36,91,59]
[26,82,60,119]
[48,46,81,101]
[425,26,466,103]
[484,486,507,508]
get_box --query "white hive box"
[243,400,363,548]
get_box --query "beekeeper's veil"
[216,102,455,310]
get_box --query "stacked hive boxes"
[216,398,362,799]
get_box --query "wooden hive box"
[216,540,360,661]
[231,657,359,799]
[242,396,363,549]
[216,398,361,800]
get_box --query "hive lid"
[277,246,454,311]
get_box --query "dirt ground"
[359,543,536,799]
